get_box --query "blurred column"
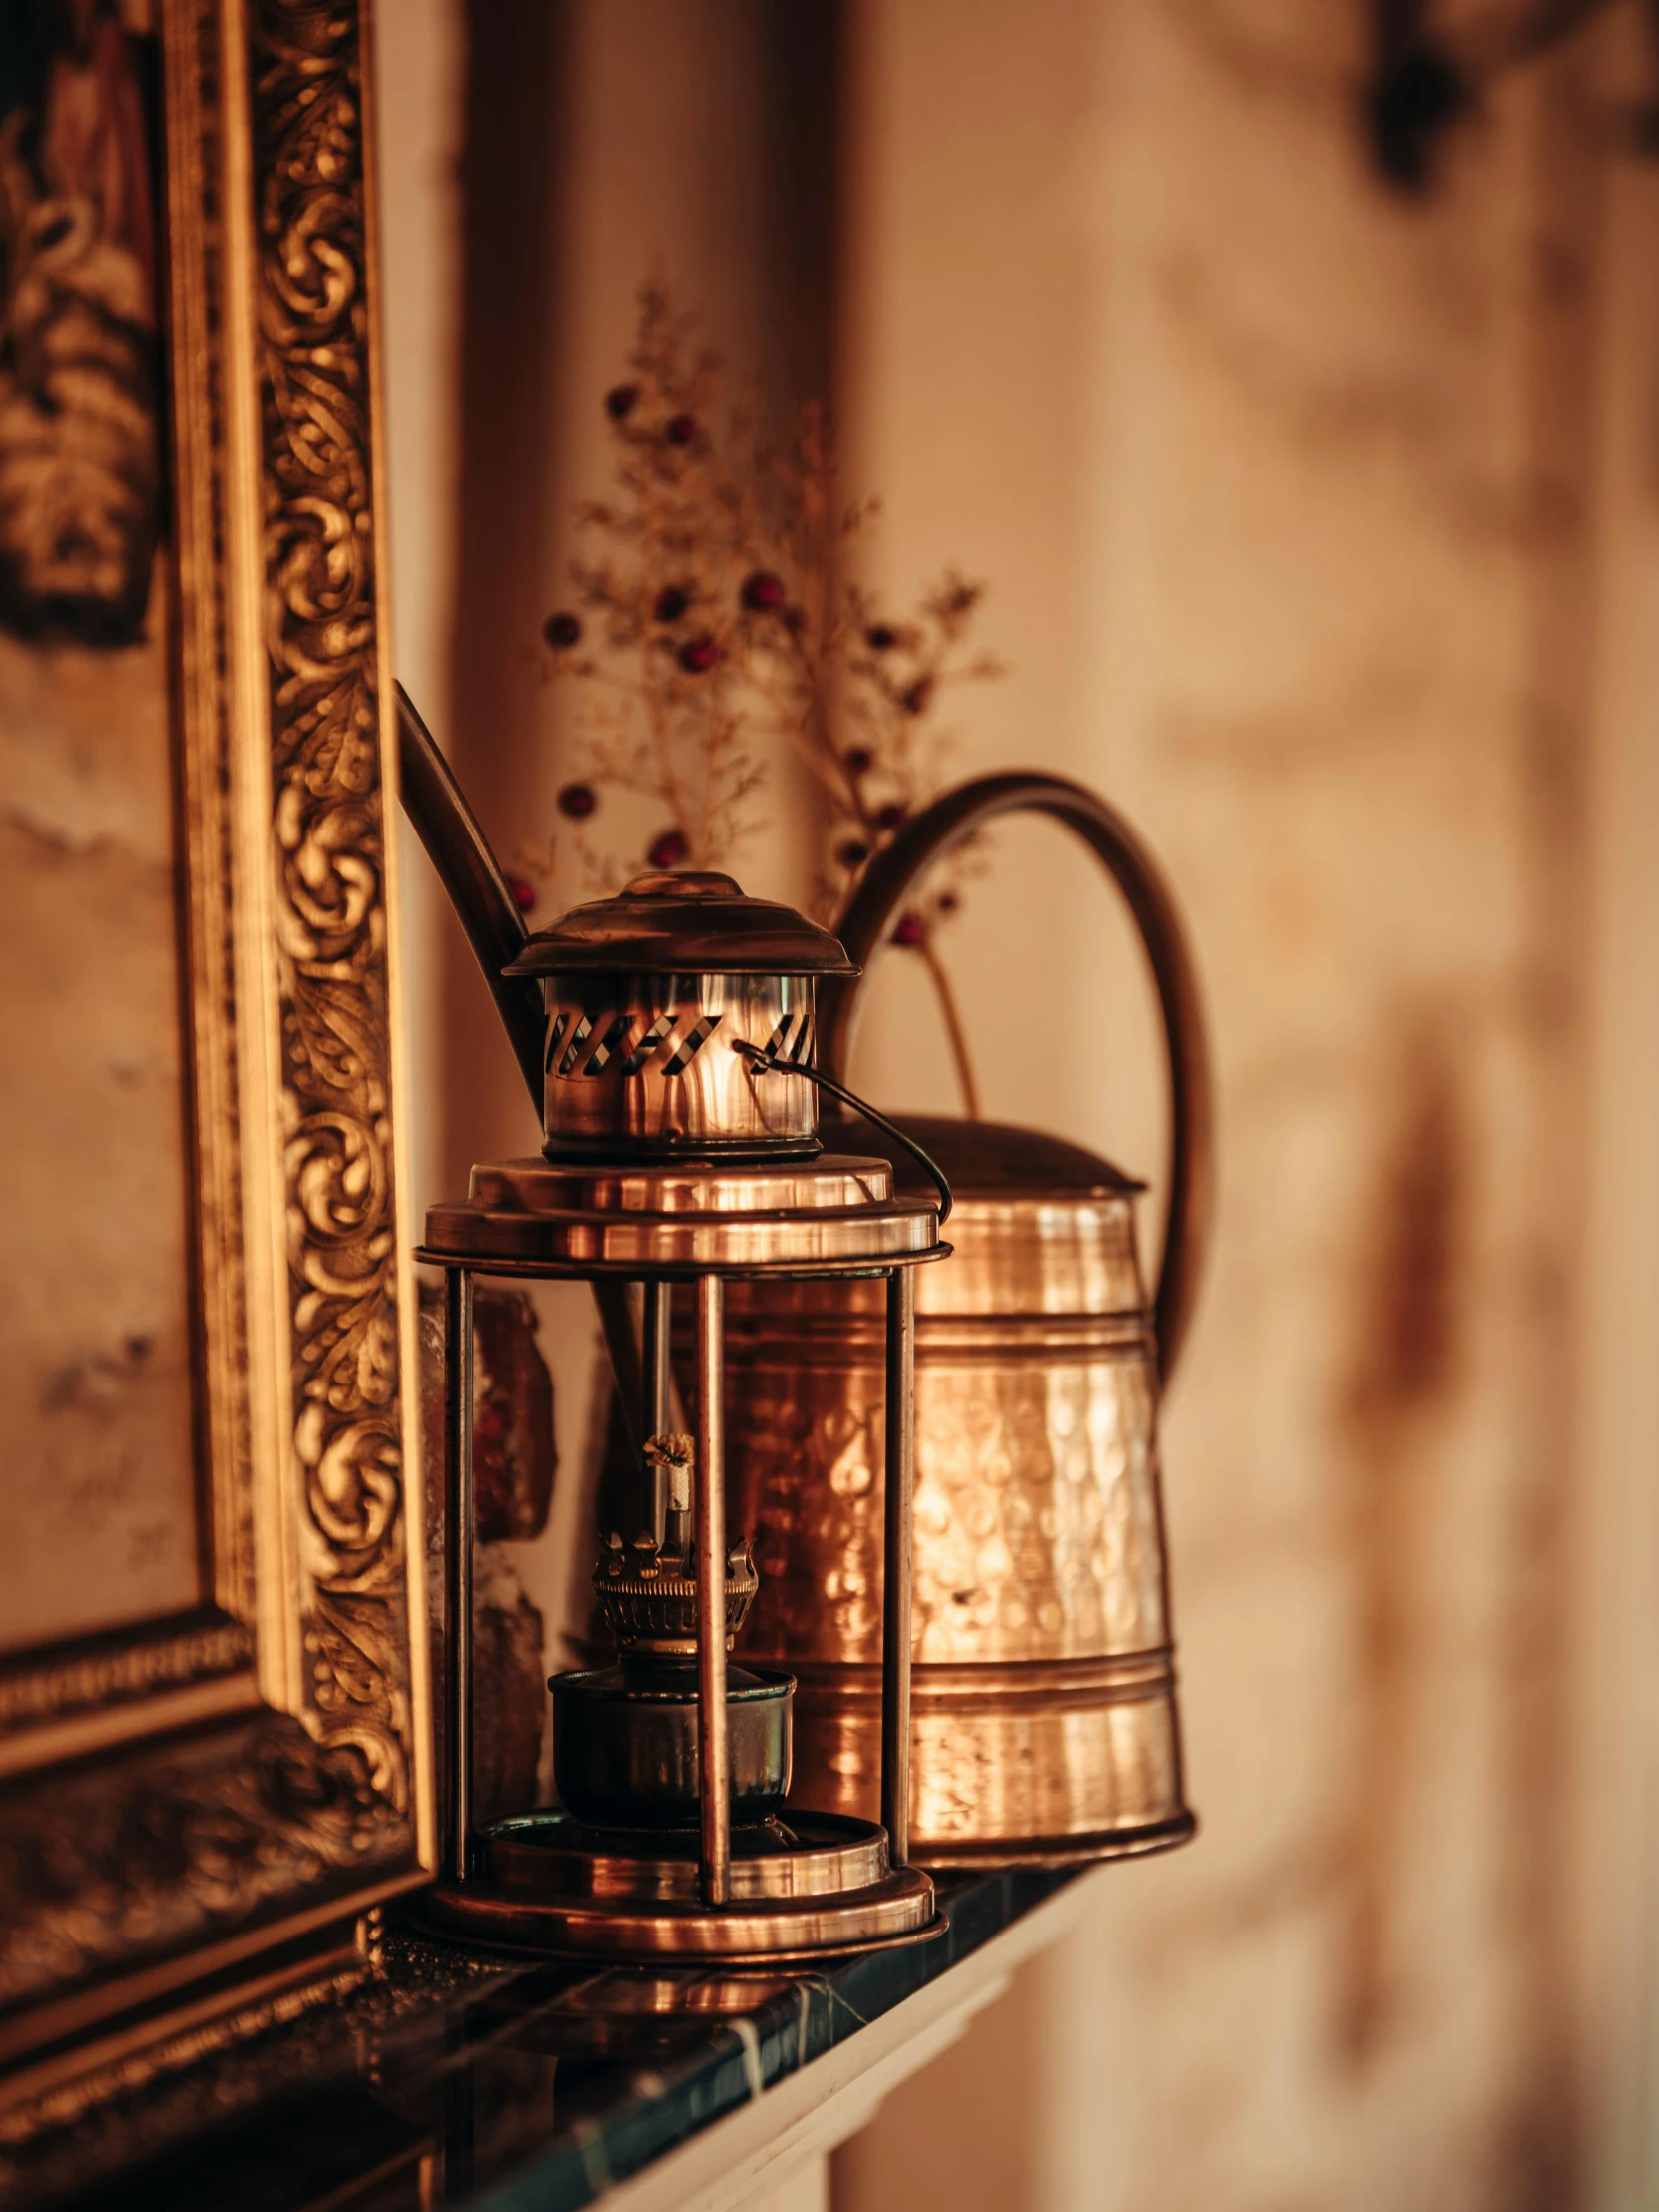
[830,0,1163,1164]
[1572,17,1659,2207]
[373,0,466,1225]
[442,0,841,1196]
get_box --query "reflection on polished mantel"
[0,1868,1087,2211]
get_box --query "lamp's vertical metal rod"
[444,1266,476,1884]
[643,1280,673,1538]
[695,1274,731,1906]
[882,1265,916,1867]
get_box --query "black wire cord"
[731,1040,953,1226]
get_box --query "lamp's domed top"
[503,870,857,979]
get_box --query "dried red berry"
[677,633,719,674]
[900,677,933,715]
[866,624,898,651]
[836,838,868,869]
[557,782,597,820]
[654,585,690,624]
[843,747,873,778]
[893,911,924,948]
[605,384,639,420]
[741,568,786,612]
[665,413,698,446]
[508,875,537,913]
[648,828,689,869]
[543,611,582,650]
[875,801,908,832]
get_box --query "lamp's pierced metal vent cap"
[503,870,858,979]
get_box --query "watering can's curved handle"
[821,772,1214,1385]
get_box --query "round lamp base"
[417,1809,940,1963]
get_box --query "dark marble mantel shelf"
[5,1867,1079,2212]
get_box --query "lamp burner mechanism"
[594,1526,759,1659]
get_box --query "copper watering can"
[395,691,1212,1869]
[711,775,1213,1867]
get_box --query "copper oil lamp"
[417,869,952,1960]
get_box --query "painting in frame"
[0,0,429,2131]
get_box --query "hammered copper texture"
[714,1182,1189,1859]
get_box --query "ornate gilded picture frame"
[0,0,429,2129]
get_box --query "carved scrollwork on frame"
[250,0,414,1828]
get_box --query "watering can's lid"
[815,1113,1148,1317]
[830,1113,1145,1202]
[504,870,858,979]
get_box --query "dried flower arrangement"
[519,287,1001,1112]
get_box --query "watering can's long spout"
[394,683,546,1109]
[393,682,647,1449]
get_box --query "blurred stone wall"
[830,5,1631,2209]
